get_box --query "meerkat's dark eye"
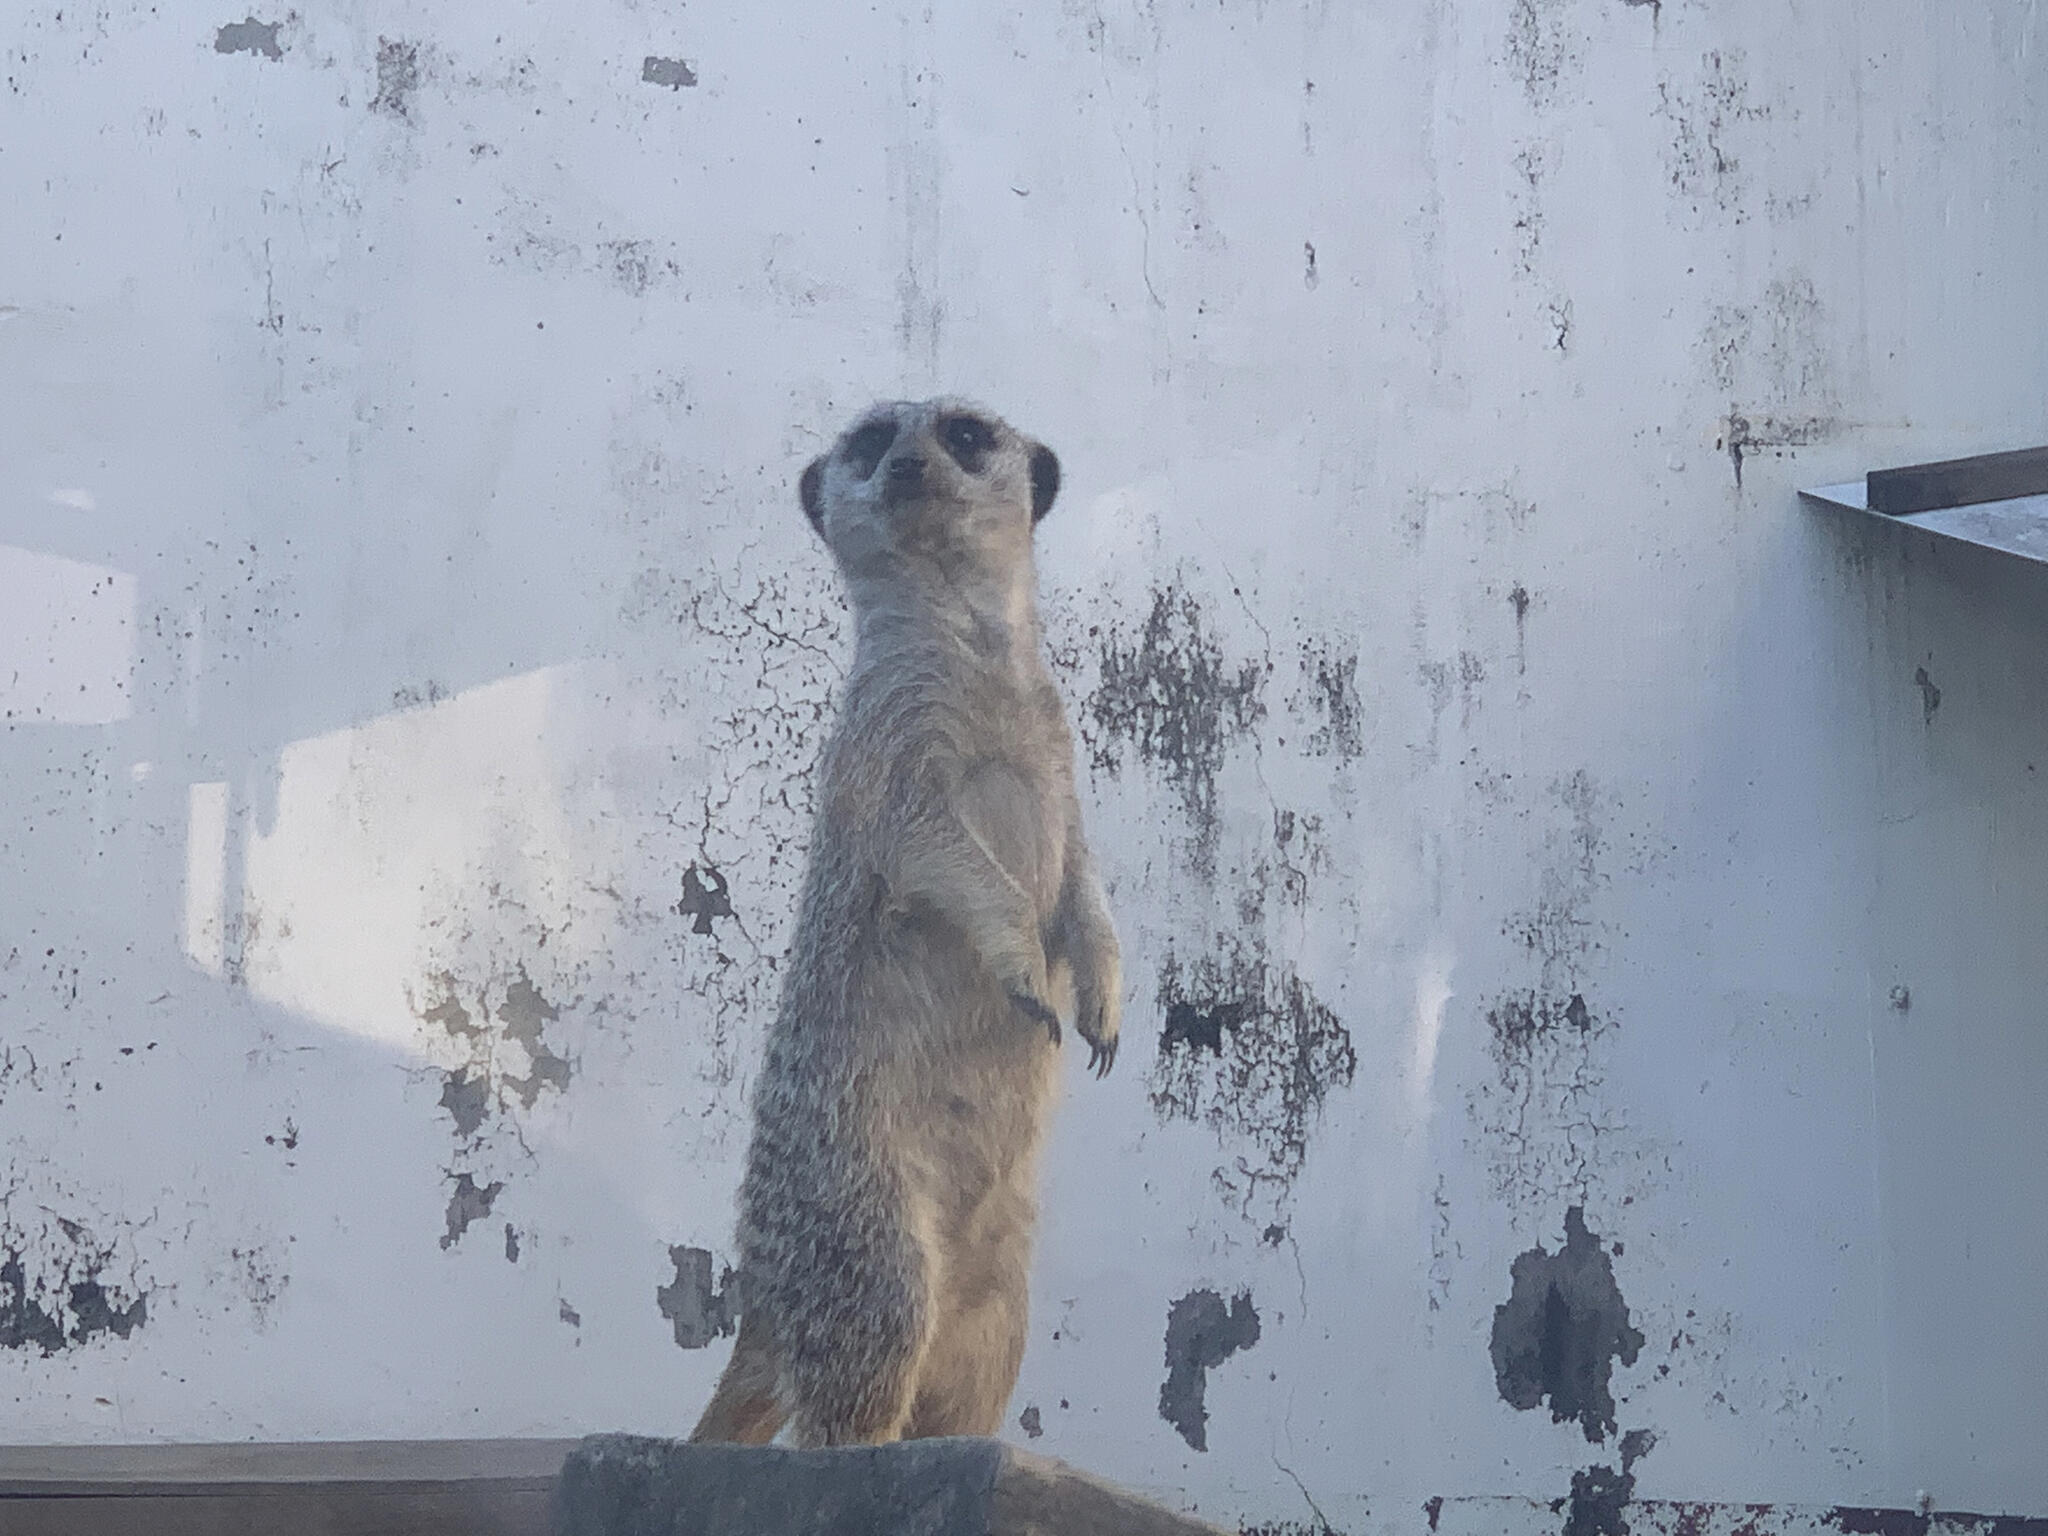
[845,420,897,480]
[939,414,996,469]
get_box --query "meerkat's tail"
[689,1311,786,1445]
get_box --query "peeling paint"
[498,969,572,1108]
[1504,0,1582,112]
[213,18,281,60]
[1159,1287,1260,1452]
[440,1173,505,1251]
[1492,1207,1645,1443]
[1084,582,1266,873]
[228,1244,288,1331]
[1,1217,147,1354]
[601,238,681,296]
[1294,637,1364,760]
[417,966,573,1154]
[641,55,697,90]
[656,1245,737,1348]
[1564,1461,1638,1536]
[676,863,735,936]
[439,1068,490,1140]
[1018,1404,1043,1438]
[1658,51,1771,220]
[1152,940,1356,1215]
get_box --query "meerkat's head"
[798,398,1060,599]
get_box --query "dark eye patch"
[939,414,996,469]
[845,420,897,480]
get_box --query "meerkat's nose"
[887,452,927,486]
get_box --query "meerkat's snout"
[883,445,927,497]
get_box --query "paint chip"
[642,55,697,90]
[1490,1206,1644,1443]
[657,1246,737,1348]
[1,1224,148,1354]
[214,18,282,59]
[440,1173,505,1251]
[676,863,734,936]
[439,1069,489,1140]
[1158,1288,1260,1451]
[498,970,572,1108]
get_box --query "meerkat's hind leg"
[780,1219,934,1447]
[688,1311,787,1445]
[899,1252,1031,1440]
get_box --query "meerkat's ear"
[1028,444,1060,523]
[800,456,827,532]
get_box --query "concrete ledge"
[553,1433,1229,1536]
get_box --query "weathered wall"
[3,1,2046,1530]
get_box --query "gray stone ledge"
[554,1433,1230,1536]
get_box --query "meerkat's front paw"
[1008,989,1063,1046]
[1075,986,1121,1078]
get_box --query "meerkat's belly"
[952,756,1067,913]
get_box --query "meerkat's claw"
[1009,991,1061,1045]
[1086,1035,1117,1078]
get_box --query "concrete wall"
[3,1,2045,1529]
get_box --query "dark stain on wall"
[677,863,735,936]
[1718,413,1838,490]
[371,38,421,121]
[1084,583,1267,874]
[1151,941,1356,1201]
[1491,1206,1644,1443]
[1504,0,1582,111]
[658,1245,738,1348]
[1159,1287,1260,1451]
[440,1173,505,1251]
[1914,665,1941,724]
[213,18,282,59]
[1489,988,1595,1052]
[642,55,698,90]
[1018,1404,1043,1438]
[1,1223,148,1353]
[1268,807,1328,910]
[1295,637,1364,759]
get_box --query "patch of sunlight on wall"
[226,663,610,1055]
[0,542,137,725]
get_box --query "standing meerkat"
[690,398,1122,1448]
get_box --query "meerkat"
[689,398,1122,1449]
